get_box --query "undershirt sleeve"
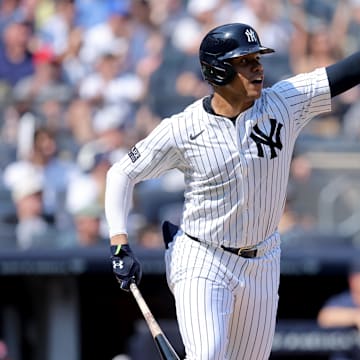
[104,163,135,237]
[326,51,360,97]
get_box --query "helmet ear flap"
[219,61,236,85]
[201,59,236,86]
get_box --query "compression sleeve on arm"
[105,163,135,238]
[326,51,360,97]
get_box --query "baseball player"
[105,23,360,359]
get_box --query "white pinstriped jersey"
[111,67,331,248]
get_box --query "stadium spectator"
[77,105,133,165]
[64,203,107,248]
[9,163,57,250]
[3,126,80,229]
[78,50,144,128]
[171,0,220,56]
[58,27,89,87]
[78,2,131,68]
[36,0,76,57]
[65,114,132,242]
[228,0,293,55]
[65,144,112,241]
[0,0,358,254]
[127,0,158,71]
[12,45,74,115]
[0,21,34,87]
[295,1,360,138]
[66,147,110,212]
[8,43,75,151]
[146,0,215,118]
[62,97,94,152]
[151,0,187,39]
[317,261,360,359]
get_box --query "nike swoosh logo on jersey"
[190,129,205,140]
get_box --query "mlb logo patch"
[128,146,141,163]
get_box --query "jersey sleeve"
[272,67,332,130]
[117,117,183,182]
[104,117,182,237]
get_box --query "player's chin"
[248,82,263,97]
[247,88,262,100]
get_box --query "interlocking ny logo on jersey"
[245,28,257,43]
[250,118,283,159]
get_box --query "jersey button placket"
[236,120,251,217]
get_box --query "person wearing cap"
[71,204,108,247]
[3,126,80,229]
[9,165,56,250]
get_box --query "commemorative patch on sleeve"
[128,146,141,163]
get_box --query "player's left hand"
[110,244,142,291]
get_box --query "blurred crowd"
[1,0,360,252]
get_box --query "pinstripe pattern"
[119,68,331,249]
[165,231,281,360]
[110,67,331,359]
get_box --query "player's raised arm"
[326,51,360,97]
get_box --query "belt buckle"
[237,245,257,257]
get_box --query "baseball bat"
[129,282,181,360]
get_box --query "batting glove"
[110,244,142,291]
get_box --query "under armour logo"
[112,259,124,270]
[245,29,257,43]
[250,118,283,159]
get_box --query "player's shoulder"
[166,98,205,124]
[159,99,206,144]
[176,98,204,116]
[259,86,288,109]
[270,67,329,94]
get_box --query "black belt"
[185,233,258,259]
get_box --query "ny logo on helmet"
[245,29,257,43]
[112,259,124,270]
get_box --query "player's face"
[228,53,264,99]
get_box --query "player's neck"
[211,93,254,118]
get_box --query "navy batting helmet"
[199,23,275,86]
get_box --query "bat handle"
[129,282,162,337]
[129,283,181,360]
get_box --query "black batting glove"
[110,244,142,291]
